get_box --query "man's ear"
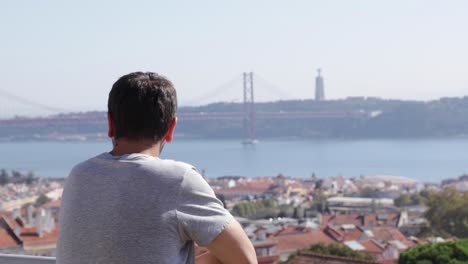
[107,112,115,138]
[163,117,177,143]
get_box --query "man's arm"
[201,220,257,264]
[195,251,221,264]
[177,169,256,263]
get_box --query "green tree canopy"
[395,191,432,208]
[282,243,374,264]
[35,194,52,207]
[312,191,328,213]
[232,199,278,219]
[399,240,468,264]
[424,188,468,238]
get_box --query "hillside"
[2,97,468,140]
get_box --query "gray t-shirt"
[57,153,233,264]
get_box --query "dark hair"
[108,72,177,141]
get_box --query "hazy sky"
[1,0,468,115]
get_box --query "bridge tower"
[243,72,257,144]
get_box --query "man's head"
[107,72,177,144]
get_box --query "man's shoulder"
[69,153,197,179]
[142,158,196,179]
[68,153,106,177]
[158,158,195,171]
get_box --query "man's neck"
[110,138,163,157]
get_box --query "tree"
[0,169,9,185]
[11,170,22,178]
[281,243,374,264]
[394,192,430,208]
[262,199,275,208]
[398,240,468,264]
[419,189,432,200]
[231,199,278,219]
[21,202,34,209]
[360,187,381,198]
[278,204,294,218]
[35,194,52,207]
[395,194,412,207]
[26,171,35,185]
[292,207,299,219]
[424,188,468,238]
[313,191,328,213]
[314,179,323,190]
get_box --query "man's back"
[57,72,256,264]
[57,153,233,264]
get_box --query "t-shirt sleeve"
[176,168,234,246]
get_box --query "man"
[57,72,256,264]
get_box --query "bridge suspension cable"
[0,88,70,115]
[183,75,241,106]
[0,72,303,119]
[255,74,301,100]
[183,73,302,106]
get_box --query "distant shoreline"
[4,97,468,139]
[4,135,468,143]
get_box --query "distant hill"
[2,97,468,141]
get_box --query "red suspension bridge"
[0,73,361,142]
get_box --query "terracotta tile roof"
[324,225,342,241]
[371,228,395,241]
[289,252,379,264]
[321,214,364,228]
[324,225,364,242]
[0,216,21,248]
[252,239,277,249]
[322,213,401,229]
[0,214,59,248]
[269,229,334,254]
[359,240,384,254]
[0,229,20,247]
[20,224,59,246]
[369,227,413,248]
[379,259,398,264]
[258,254,280,264]
[386,228,414,247]
[20,227,38,236]
[386,228,407,242]
[286,183,304,189]
[344,227,364,241]
[3,217,20,230]
[216,180,272,195]
[0,211,12,218]
[363,213,400,227]
[274,226,311,236]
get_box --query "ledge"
[0,253,55,264]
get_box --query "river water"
[1,139,467,182]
